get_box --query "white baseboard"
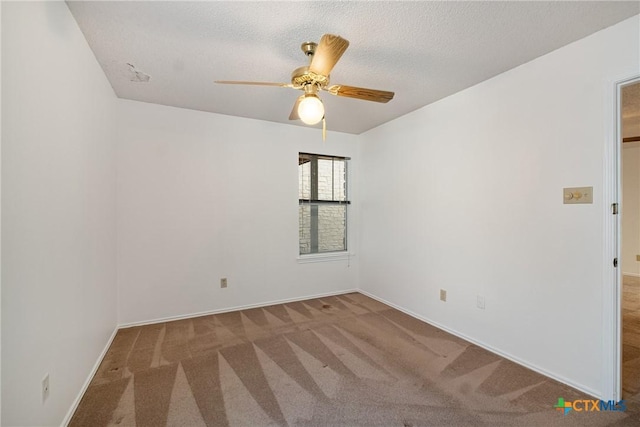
[357,289,602,400]
[118,288,359,329]
[61,326,119,427]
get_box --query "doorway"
[620,80,640,399]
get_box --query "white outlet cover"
[477,296,485,309]
[42,374,50,403]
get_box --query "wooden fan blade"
[327,85,394,103]
[289,96,302,120]
[215,80,293,88]
[309,34,349,77]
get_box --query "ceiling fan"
[216,34,394,138]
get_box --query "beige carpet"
[623,275,640,399]
[70,293,639,426]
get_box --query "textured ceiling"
[67,1,639,135]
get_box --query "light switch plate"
[563,187,593,204]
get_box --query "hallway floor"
[623,275,640,401]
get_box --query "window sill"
[297,252,354,264]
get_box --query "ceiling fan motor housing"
[291,66,328,90]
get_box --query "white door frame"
[603,74,640,401]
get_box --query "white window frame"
[297,152,352,263]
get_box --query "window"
[299,153,349,255]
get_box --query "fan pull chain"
[322,117,326,141]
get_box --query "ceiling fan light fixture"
[298,94,324,125]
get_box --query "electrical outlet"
[477,295,485,310]
[440,289,446,302]
[220,278,227,288]
[42,374,50,403]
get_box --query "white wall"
[358,15,639,398]
[2,2,117,426]
[0,2,3,423]
[116,100,359,325]
[1,1,635,423]
[622,144,640,276]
